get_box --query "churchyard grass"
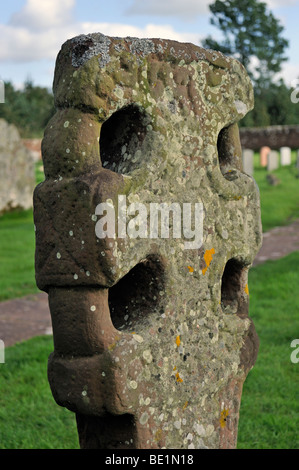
[237,251,299,449]
[35,161,45,185]
[0,335,79,449]
[0,209,39,301]
[253,150,299,232]
[0,252,298,448]
[0,163,44,301]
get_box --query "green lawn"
[237,252,299,449]
[0,209,39,301]
[252,150,299,232]
[0,336,79,449]
[0,163,44,301]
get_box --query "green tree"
[0,80,55,138]
[240,79,299,127]
[202,0,299,127]
[202,0,289,85]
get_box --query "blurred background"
[0,0,298,449]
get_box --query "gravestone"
[242,149,254,176]
[267,150,279,172]
[34,33,262,450]
[0,119,35,214]
[280,146,291,166]
[260,146,270,167]
[22,139,42,162]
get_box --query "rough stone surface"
[34,33,262,449]
[0,119,35,214]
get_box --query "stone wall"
[0,119,35,214]
[240,125,299,150]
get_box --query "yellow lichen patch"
[176,335,181,347]
[175,371,183,383]
[244,284,249,295]
[154,428,163,442]
[202,248,215,275]
[182,401,188,410]
[108,335,120,351]
[187,265,194,273]
[220,408,229,428]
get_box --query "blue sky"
[1,0,299,89]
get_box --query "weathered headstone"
[267,150,279,172]
[0,119,35,214]
[22,139,42,162]
[242,149,254,176]
[260,146,270,167]
[34,33,262,450]
[280,146,291,166]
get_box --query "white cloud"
[125,0,210,20]
[0,24,79,62]
[81,22,201,44]
[277,62,299,86]
[9,0,75,32]
[0,0,202,64]
[0,20,200,63]
[265,0,299,8]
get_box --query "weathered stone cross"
[34,33,262,449]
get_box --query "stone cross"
[34,33,262,450]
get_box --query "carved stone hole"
[108,255,166,331]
